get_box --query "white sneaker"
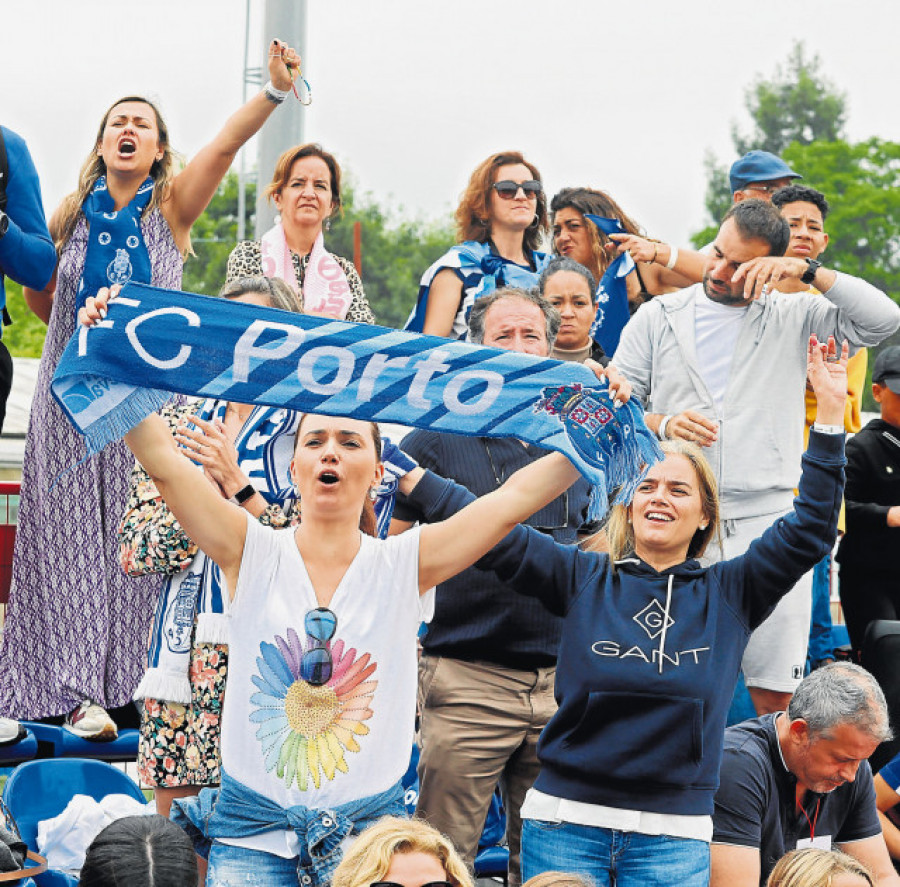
[63,701,118,742]
[0,716,24,746]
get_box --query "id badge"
[796,835,832,850]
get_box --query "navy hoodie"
[403,430,844,817]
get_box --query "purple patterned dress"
[0,209,182,718]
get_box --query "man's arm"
[710,844,760,887]
[837,836,900,886]
[874,772,900,861]
[0,129,56,291]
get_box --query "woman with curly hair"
[406,150,549,339]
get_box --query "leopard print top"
[226,240,375,324]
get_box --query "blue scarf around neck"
[52,282,661,518]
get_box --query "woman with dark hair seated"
[79,815,197,887]
[406,150,549,339]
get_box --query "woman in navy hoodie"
[397,336,848,887]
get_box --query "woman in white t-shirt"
[117,401,593,886]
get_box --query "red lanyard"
[799,797,821,839]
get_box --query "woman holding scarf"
[0,39,303,740]
[226,143,374,323]
[405,150,549,339]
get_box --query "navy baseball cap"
[729,151,802,192]
[873,346,900,394]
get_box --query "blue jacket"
[172,769,405,885]
[0,127,56,322]
[402,430,844,816]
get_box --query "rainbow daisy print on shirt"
[250,628,377,789]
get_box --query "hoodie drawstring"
[657,574,674,675]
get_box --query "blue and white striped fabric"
[405,241,548,339]
[585,215,635,357]
[52,282,661,521]
[135,402,300,704]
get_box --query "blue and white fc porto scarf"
[585,215,635,356]
[52,282,661,518]
[76,175,154,312]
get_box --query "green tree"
[4,281,49,358]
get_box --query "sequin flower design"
[250,628,377,789]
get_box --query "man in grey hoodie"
[612,198,900,716]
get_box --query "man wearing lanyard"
[710,663,900,886]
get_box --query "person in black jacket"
[837,345,900,653]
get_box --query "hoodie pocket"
[560,690,704,788]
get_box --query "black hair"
[771,184,830,220]
[539,256,598,305]
[78,815,197,887]
[722,198,790,257]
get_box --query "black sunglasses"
[372,882,453,887]
[492,179,542,200]
[300,607,337,686]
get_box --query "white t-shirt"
[694,295,747,411]
[221,517,433,858]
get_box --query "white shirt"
[221,517,433,858]
[694,296,747,412]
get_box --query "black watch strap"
[0,211,8,239]
[801,258,822,285]
[230,484,256,506]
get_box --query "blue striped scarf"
[586,215,635,356]
[52,282,661,518]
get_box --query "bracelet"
[666,246,679,270]
[812,422,844,435]
[650,243,658,264]
[264,81,289,104]
[230,484,256,506]
[657,415,672,440]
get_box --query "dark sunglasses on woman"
[492,179,542,199]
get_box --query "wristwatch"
[230,483,256,506]
[0,211,8,240]
[801,258,822,285]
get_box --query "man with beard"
[710,663,899,887]
[612,199,900,716]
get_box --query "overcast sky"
[3,0,898,250]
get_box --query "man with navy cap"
[837,345,900,653]
[729,150,802,204]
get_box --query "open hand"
[807,335,849,426]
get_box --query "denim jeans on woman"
[522,819,710,887]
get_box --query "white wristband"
[666,246,679,270]
[658,415,672,440]
[264,81,289,104]
[812,422,844,435]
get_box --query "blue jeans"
[207,841,299,886]
[522,819,710,887]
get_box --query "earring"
[368,487,378,501]
[527,215,540,230]
[700,523,708,530]
[627,515,632,524]
[324,218,331,232]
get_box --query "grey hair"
[538,256,598,305]
[218,276,302,313]
[787,662,892,743]
[468,286,561,349]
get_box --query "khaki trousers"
[416,655,557,886]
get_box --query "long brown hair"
[455,151,548,252]
[53,96,179,252]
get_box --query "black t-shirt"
[713,714,881,885]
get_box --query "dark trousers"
[839,568,900,653]
[0,341,12,433]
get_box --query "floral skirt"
[137,642,228,788]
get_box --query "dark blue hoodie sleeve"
[0,128,56,293]
[715,430,845,629]
[402,469,596,615]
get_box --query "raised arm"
[163,39,301,240]
[124,414,248,584]
[416,451,580,592]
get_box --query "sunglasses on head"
[372,882,453,887]
[300,607,337,686]
[492,179,542,200]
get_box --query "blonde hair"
[587,439,720,566]
[331,817,472,887]
[523,872,594,887]
[54,96,180,252]
[767,848,874,887]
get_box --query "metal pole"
[236,0,253,242]
[255,0,307,237]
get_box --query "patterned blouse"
[226,240,375,324]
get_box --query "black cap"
[873,346,900,394]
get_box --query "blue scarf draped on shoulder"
[52,282,661,519]
[585,215,635,356]
[405,241,549,339]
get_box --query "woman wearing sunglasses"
[331,816,471,887]
[80,318,613,884]
[395,337,849,887]
[405,151,549,339]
